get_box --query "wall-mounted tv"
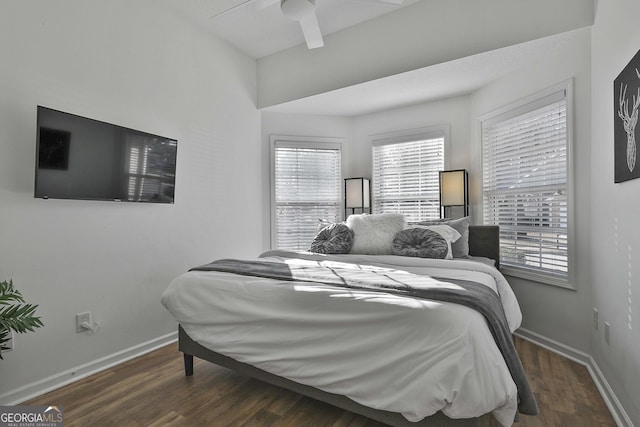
[35,106,177,203]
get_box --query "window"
[482,84,571,287]
[271,137,342,251]
[372,127,446,222]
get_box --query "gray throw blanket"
[190,258,539,416]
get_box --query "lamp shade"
[439,169,468,218]
[345,178,370,219]
[345,178,370,209]
[440,170,465,205]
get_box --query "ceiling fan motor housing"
[281,0,316,21]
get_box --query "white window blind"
[482,89,569,284]
[372,137,444,221]
[273,142,341,251]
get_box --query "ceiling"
[161,0,588,117]
[186,0,423,59]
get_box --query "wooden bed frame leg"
[184,353,194,376]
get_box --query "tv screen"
[35,106,177,203]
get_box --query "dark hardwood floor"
[26,336,617,426]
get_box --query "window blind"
[372,137,444,222]
[274,144,341,251]
[482,90,569,282]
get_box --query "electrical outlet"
[604,321,611,344]
[76,312,91,333]
[593,308,599,330]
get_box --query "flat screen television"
[35,106,177,203]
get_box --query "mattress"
[161,251,523,426]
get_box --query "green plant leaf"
[0,280,26,306]
[0,279,44,358]
[0,326,9,360]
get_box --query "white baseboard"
[516,328,634,427]
[0,331,178,406]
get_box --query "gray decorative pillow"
[309,223,354,254]
[392,228,448,259]
[418,216,470,258]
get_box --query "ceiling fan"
[211,0,404,50]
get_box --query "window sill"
[501,266,575,290]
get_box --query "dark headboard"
[468,225,500,270]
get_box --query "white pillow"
[347,213,406,255]
[411,224,461,259]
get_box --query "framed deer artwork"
[615,48,640,183]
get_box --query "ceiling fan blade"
[299,13,324,49]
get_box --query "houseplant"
[0,279,43,359]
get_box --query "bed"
[161,221,537,427]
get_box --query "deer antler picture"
[614,49,640,183]
[617,68,640,172]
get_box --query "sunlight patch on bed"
[283,257,467,293]
[291,283,445,309]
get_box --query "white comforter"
[161,252,522,426]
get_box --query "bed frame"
[178,225,500,427]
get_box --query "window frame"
[370,124,450,222]
[479,80,575,289]
[270,135,344,250]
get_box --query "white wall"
[591,1,640,424]
[0,0,261,400]
[469,28,592,352]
